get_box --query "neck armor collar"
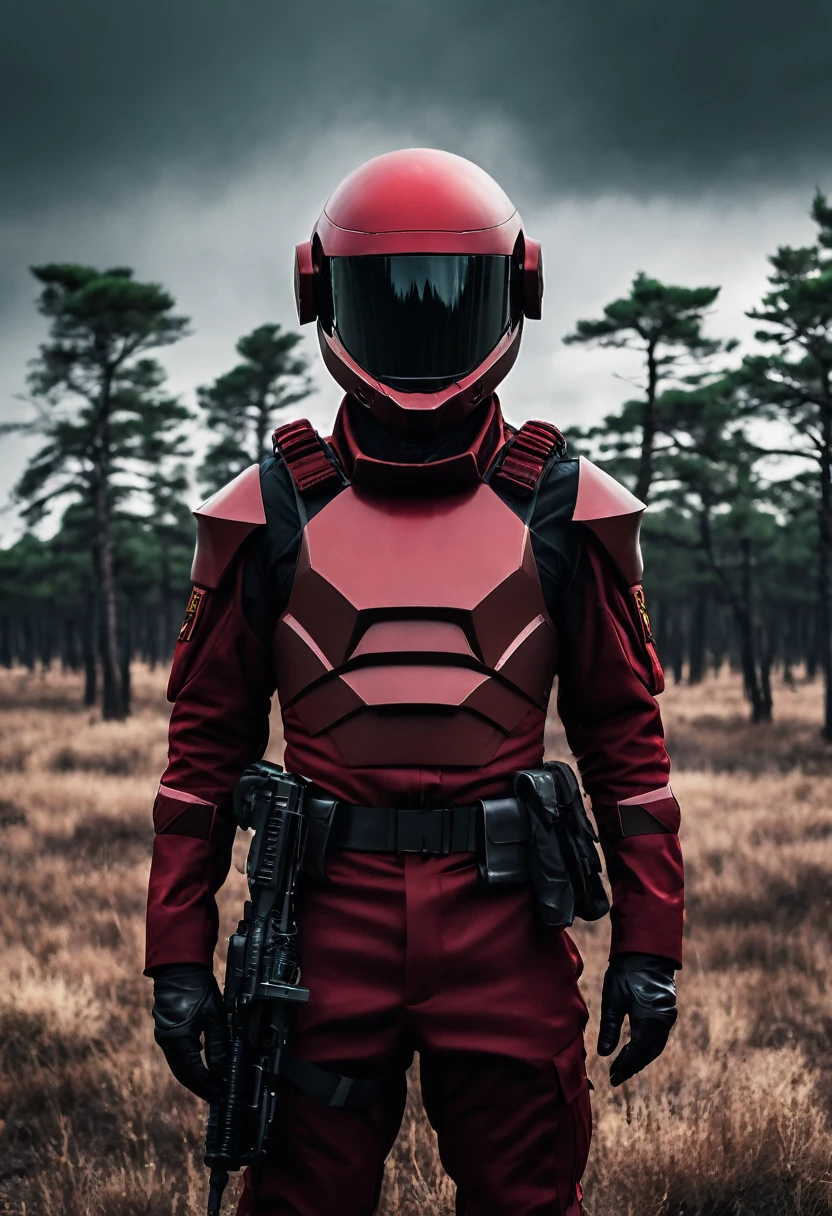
[331,394,509,495]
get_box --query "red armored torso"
[270,401,561,806]
[183,395,650,809]
[276,481,554,769]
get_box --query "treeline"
[1,191,831,729]
[569,192,832,730]
[0,265,310,717]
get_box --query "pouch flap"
[546,761,599,842]
[302,794,338,879]
[482,797,531,844]
[514,770,558,820]
[546,760,582,804]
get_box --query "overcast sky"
[2,0,831,540]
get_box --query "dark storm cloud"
[3,1,829,536]
[3,0,832,218]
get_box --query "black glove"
[151,963,229,1102]
[597,952,677,1087]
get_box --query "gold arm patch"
[178,586,206,643]
[632,585,654,643]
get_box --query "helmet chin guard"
[293,149,543,432]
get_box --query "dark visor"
[330,254,512,392]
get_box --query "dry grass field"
[1,665,831,1215]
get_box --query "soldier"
[147,148,682,1215]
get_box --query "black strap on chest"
[273,418,344,495]
[491,419,567,498]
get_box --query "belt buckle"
[395,809,445,854]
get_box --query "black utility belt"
[327,801,488,855]
[303,762,611,932]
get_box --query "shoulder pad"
[492,419,567,497]
[573,456,645,585]
[273,418,342,495]
[191,464,265,589]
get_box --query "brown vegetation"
[1,667,831,1215]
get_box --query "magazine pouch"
[477,797,531,886]
[301,792,339,882]
[514,762,610,929]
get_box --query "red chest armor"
[274,483,556,770]
[188,401,642,805]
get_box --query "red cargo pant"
[237,849,591,1216]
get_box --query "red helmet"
[294,148,543,431]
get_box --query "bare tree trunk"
[20,614,35,671]
[665,606,685,684]
[83,592,97,706]
[699,507,770,722]
[709,604,727,674]
[165,595,180,661]
[734,607,767,721]
[738,536,771,723]
[688,589,708,684]
[62,616,80,672]
[160,546,172,656]
[0,615,11,669]
[672,614,685,685]
[92,389,126,720]
[120,600,132,716]
[146,605,160,671]
[807,606,819,680]
[636,340,658,504]
[654,595,669,662]
[819,388,832,738]
[94,508,124,718]
[98,605,115,715]
[255,396,270,466]
[759,612,775,721]
[783,609,796,687]
[38,609,56,670]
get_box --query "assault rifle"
[204,762,309,1215]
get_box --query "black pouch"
[477,797,531,886]
[514,762,610,930]
[301,793,339,882]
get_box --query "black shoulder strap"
[491,420,567,498]
[272,418,344,496]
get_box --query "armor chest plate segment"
[274,484,557,769]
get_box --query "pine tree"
[7,265,190,718]
[564,273,735,502]
[648,379,777,721]
[198,323,311,493]
[737,193,832,736]
[140,462,195,667]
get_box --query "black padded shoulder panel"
[490,454,582,622]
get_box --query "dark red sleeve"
[556,537,684,966]
[144,555,276,971]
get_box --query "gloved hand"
[597,952,677,1087]
[151,963,228,1102]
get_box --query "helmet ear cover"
[294,240,316,324]
[521,237,543,320]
